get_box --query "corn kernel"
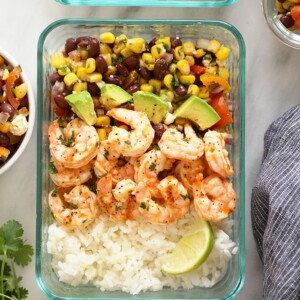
[174,46,185,61]
[0,146,10,159]
[2,69,9,80]
[155,37,171,51]
[0,56,4,66]
[206,65,218,74]
[276,1,286,12]
[160,89,175,102]
[193,48,206,58]
[119,125,130,131]
[207,39,221,54]
[76,67,88,81]
[198,86,210,99]
[86,72,103,83]
[127,38,146,54]
[14,83,28,99]
[0,122,10,133]
[101,53,112,66]
[115,34,128,45]
[218,67,230,80]
[80,49,89,60]
[176,59,190,75]
[163,74,174,90]
[97,128,107,141]
[64,72,78,87]
[58,66,71,76]
[85,58,96,73]
[185,55,195,66]
[169,63,177,74]
[106,65,117,76]
[51,52,66,69]
[179,74,196,85]
[120,47,134,58]
[140,83,154,93]
[187,84,200,95]
[95,116,111,127]
[151,43,166,59]
[100,32,115,44]
[182,41,196,55]
[73,82,88,93]
[215,46,230,61]
[100,43,113,55]
[282,0,294,10]
[142,53,155,65]
[149,79,162,93]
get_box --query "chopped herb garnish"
[58,118,65,128]
[82,219,88,223]
[68,203,78,209]
[180,194,191,200]
[149,163,156,171]
[59,131,75,147]
[88,183,97,193]
[48,161,58,174]
[153,144,160,151]
[125,140,132,148]
[51,188,57,197]
[103,149,109,160]
[171,73,179,88]
[112,56,125,65]
[157,47,161,54]
[115,206,122,211]
[140,202,146,209]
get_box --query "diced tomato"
[210,94,233,129]
[291,5,300,26]
[5,66,21,109]
[190,65,206,75]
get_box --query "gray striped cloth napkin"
[251,104,300,300]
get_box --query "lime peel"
[161,218,214,275]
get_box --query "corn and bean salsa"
[49,32,233,138]
[0,55,29,167]
[276,0,300,30]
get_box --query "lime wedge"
[161,219,214,275]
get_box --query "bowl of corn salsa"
[263,0,300,48]
[0,47,35,176]
[36,19,245,300]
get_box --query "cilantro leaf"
[0,220,23,253]
[13,243,34,267]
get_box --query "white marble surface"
[1,0,300,299]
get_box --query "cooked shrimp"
[97,174,138,221]
[106,108,155,157]
[174,157,205,195]
[49,118,99,169]
[203,130,234,178]
[136,149,173,198]
[158,121,204,161]
[135,175,190,225]
[193,173,236,222]
[48,185,99,229]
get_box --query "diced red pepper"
[210,94,233,129]
[5,66,22,109]
[190,65,206,75]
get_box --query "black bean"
[54,94,69,109]
[76,36,100,58]
[87,82,100,96]
[174,84,188,96]
[50,72,64,86]
[96,56,108,74]
[139,67,152,81]
[171,37,182,49]
[116,63,129,77]
[125,83,140,95]
[122,55,139,70]
[0,132,10,147]
[280,14,295,28]
[92,96,101,109]
[152,124,165,137]
[1,102,15,119]
[154,59,168,81]
[65,38,77,54]
[104,74,124,86]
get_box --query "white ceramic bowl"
[0,47,35,176]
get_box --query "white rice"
[47,209,238,295]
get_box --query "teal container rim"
[54,0,239,7]
[36,18,246,300]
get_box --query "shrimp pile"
[48,108,236,229]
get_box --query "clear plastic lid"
[54,0,239,7]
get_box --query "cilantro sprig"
[0,220,34,300]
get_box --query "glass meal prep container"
[36,19,245,300]
[54,0,239,7]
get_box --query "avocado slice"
[174,95,220,130]
[100,84,132,110]
[133,91,169,124]
[65,91,97,126]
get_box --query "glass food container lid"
[54,0,239,7]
